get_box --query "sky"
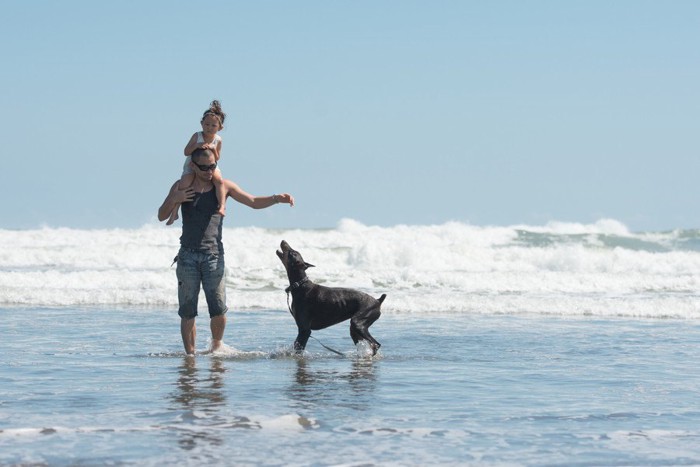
[1,1,698,232]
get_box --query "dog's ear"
[304,262,315,269]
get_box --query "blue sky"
[1,1,698,231]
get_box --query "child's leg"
[166,173,195,225]
[212,169,226,216]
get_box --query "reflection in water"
[173,357,227,408]
[169,357,228,451]
[289,357,379,411]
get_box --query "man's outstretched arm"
[224,179,294,209]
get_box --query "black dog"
[276,240,385,355]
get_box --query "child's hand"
[200,143,220,160]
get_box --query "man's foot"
[166,210,179,225]
[211,339,223,353]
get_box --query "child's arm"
[184,133,199,156]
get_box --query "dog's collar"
[285,277,309,293]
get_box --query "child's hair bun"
[203,100,226,127]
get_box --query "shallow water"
[2,307,700,465]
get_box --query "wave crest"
[1,219,698,317]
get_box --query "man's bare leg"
[181,318,196,355]
[210,315,226,352]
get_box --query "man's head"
[190,148,217,180]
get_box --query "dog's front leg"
[294,328,311,352]
[292,302,312,352]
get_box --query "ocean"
[1,219,699,465]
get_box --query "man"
[158,148,294,355]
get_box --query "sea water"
[1,219,699,465]
[1,218,698,317]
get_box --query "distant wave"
[1,219,698,318]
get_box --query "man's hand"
[158,182,196,222]
[175,186,195,204]
[276,193,295,207]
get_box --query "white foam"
[1,220,699,319]
[514,218,632,236]
[205,342,267,359]
[257,414,318,431]
[355,340,378,358]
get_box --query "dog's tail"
[378,293,387,304]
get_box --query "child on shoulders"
[167,100,228,225]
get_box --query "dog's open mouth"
[276,240,290,260]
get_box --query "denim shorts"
[176,248,228,319]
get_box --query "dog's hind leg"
[350,325,362,345]
[364,308,382,354]
[350,306,382,355]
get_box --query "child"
[167,100,228,225]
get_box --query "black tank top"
[180,188,223,254]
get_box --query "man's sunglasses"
[193,162,217,172]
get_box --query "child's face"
[201,114,222,135]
